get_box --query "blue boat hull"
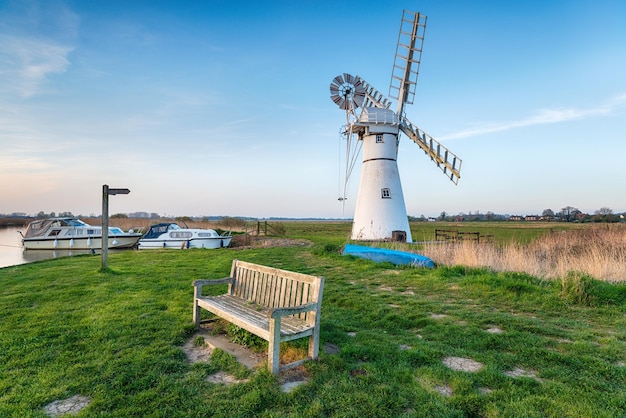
[343,244,435,268]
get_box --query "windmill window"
[381,188,391,199]
[376,134,384,143]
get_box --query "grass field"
[0,222,624,417]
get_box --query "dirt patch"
[434,385,453,397]
[183,324,264,369]
[206,371,249,385]
[504,367,543,383]
[44,395,90,417]
[279,367,310,393]
[442,356,484,372]
[182,334,213,364]
[486,326,504,334]
[323,343,340,355]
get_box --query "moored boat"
[20,217,142,250]
[138,223,232,249]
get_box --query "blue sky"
[1,0,625,218]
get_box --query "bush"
[560,271,594,305]
[226,323,267,351]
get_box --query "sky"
[1,0,625,219]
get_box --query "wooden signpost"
[102,185,130,270]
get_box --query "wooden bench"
[193,260,324,374]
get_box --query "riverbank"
[0,217,30,228]
[1,232,624,416]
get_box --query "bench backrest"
[229,260,323,322]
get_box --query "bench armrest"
[269,302,319,318]
[193,277,233,297]
[193,277,233,286]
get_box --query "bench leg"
[308,310,321,360]
[268,317,282,374]
[308,326,320,360]
[192,299,201,328]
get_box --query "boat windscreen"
[143,223,178,239]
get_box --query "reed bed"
[421,225,626,282]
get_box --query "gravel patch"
[434,385,453,397]
[442,356,484,372]
[206,371,249,385]
[44,395,91,417]
[504,367,543,383]
[486,326,504,334]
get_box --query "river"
[0,226,109,269]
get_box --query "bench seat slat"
[197,295,313,338]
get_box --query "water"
[0,226,101,269]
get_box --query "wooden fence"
[434,229,494,244]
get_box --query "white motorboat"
[138,223,232,249]
[20,217,142,250]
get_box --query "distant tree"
[542,209,555,219]
[486,211,495,221]
[591,207,619,223]
[559,206,579,222]
[220,216,246,229]
[438,211,448,221]
[595,207,613,215]
[111,213,128,218]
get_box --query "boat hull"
[343,244,434,268]
[138,236,232,249]
[22,235,142,250]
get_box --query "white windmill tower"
[330,10,462,243]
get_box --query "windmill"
[330,10,462,243]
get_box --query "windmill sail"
[389,10,427,116]
[399,116,461,184]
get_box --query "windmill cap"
[358,107,399,126]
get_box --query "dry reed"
[421,225,626,282]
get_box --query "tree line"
[410,206,624,223]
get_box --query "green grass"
[0,224,625,417]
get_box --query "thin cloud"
[0,35,73,97]
[440,94,626,141]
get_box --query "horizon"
[1,1,625,218]
[2,206,622,221]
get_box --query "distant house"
[509,215,523,221]
[525,215,540,221]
